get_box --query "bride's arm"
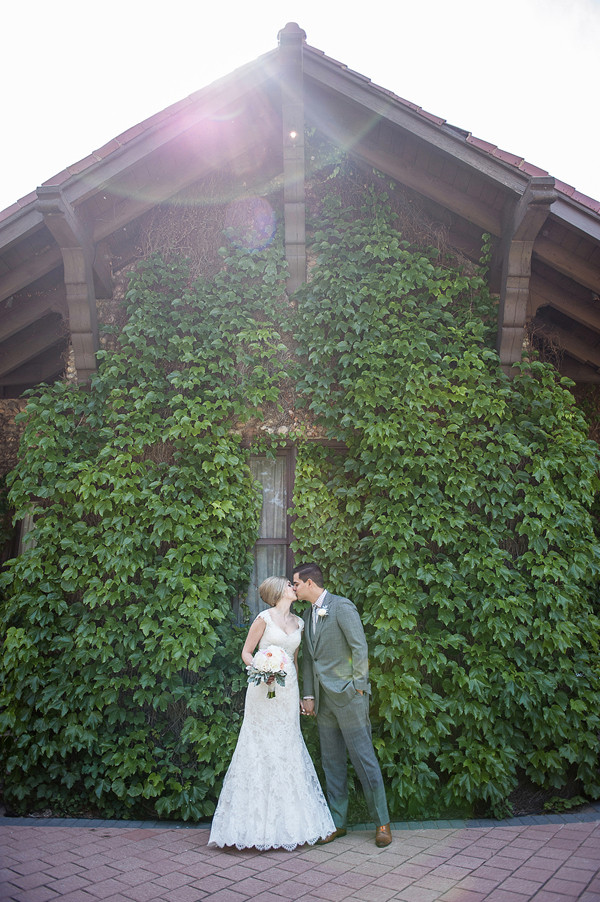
[241,617,267,666]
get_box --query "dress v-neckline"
[267,610,300,637]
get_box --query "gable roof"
[1,25,599,395]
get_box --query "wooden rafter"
[0,315,65,378]
[0,292,65,342]
[0,246,62,303]
[0,345,66,386]
[530,273,600,330]
[533,319,600,371]
[534,237,600,294]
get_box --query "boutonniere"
[317,606,329,619]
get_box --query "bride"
[208,576,335,850]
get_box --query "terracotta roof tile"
[112,122,147,146]
[493,148,524,167]
[571,190,600,214]
[0,202,24,224]
[66,153,103,176]
[418,108,446,126]
[519,160,550,178]
[466,135,499,154]
[42,169,72,187]
[555,180,576,197]
[0,191,39,224]
[94,139,123,159]
[18,191,37,207]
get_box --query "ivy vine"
[1,174,599,821]
[292,187,600,816]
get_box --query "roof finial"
[278,22,307,45]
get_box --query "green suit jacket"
[302,591,370,713]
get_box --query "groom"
[293,563,392,847]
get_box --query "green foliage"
[0,240,289,818]
[292,188,600,817]
[2,177,600,823]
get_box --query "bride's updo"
[259,576,288,607]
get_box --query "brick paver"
[1,807,599,901]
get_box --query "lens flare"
[223,196,276,251]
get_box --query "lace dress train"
[208,610,335,850]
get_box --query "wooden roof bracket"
[35,186,99,384]
[497,176,556,375]
[278,22,307,295]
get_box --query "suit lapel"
[303,606,315,654]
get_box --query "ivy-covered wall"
[1,171,599,821]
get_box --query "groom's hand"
[302,698,316,717]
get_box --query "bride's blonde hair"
[259,576,288,608]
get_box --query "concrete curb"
[2,800,599,830]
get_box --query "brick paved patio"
[1,808,599,901]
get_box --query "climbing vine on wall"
[291,186,600,816]
[1,169,600,820]
[0,239,291,819]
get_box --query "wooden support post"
[278,22,307,294]
[497,176,556,375]
[36,187,100,383]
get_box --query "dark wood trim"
[0,292,66,342]
[279,22,307,294]
[530,273,600,330]
[497,177,556,372]
[0,247,63,304]
[0,315,65,378]
[303,51,528,194]
[557,361,600,383]
[534,237,600,294]
[36,187,99,383]
[550,197,600,244]
[533,319,600,371]
[0,347,66,387]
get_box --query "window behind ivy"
[238,451,295,620]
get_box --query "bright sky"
[3,0,600,215]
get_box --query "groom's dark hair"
[293,562,324,587]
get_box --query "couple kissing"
[209,562,392,851]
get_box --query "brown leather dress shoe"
[375,823,392,847]
[317,827,347,844]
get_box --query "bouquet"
[247,645,290,699]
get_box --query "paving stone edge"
[2,801,600,830]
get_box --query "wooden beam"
[0,246,62,303]
[0,346,65,386]
[557,361,600,384]
[0,316,65,377]
[351,137,503,235]
[551,196,600,245]
[36,187,99,382]
[0,292,66,342]
[497,177,556,373]
[92,240,114,299]
[530,273,600,330]
[534,237,600,294]
[279,22,307,294]
[306,97,503,234]
[533,319,600,370]
[304,53,528,193]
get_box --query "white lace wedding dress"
[208,609,335,850]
